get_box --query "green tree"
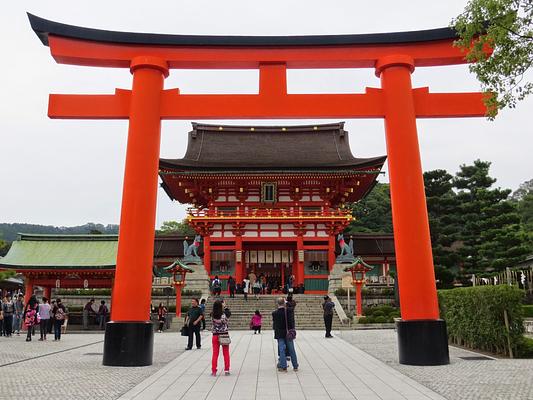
[518,193,533,232]
[0,270,16,281]
[424,169,462,272]
[346,183,393,233]
[158,220,195,236]
[453,160,530,272]
[453,0,533,116]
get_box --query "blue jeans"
[277,338,298,369]
[13,313,23,332]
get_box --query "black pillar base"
[103,321,154,367]
[396,319,449,366]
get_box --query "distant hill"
[0,223,119,243]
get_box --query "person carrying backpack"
[212,276,222,297]
[52,298,67,341]
[23,295,40,342]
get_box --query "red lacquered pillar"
[376,55,449,366]
[175,284,183,318]
[235,236,243,284]
[355,282,363,317]
[23,277,33,305]
[328,235,336,272]
[103,56,168,367]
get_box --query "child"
[250,310,262,334]
[200,299,206,330]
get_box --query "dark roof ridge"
[28,13,457,48]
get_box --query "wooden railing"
[187,207,352,219]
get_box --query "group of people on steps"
[181,294,335,375]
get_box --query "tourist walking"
[249,272,257,293]
[228,276,236,298]
[185,298,203,350]
[286,293,296,310]
[322,295,335,338]
[23,295,39,342]
[157,303,167,333]
[242,277,250,301]
[52,298,67,341]
[38,297,51,341]
[98,300,109,330]
[211,299,231,376]
[13,294,24,335]
[48,299,56,334]
[253,280,261,299]
[200,299,206,330]
[212,276,222,297]
[250,310,262,334]
[272,297,299,372]
[2,294,15,337]
[83,298,95,330]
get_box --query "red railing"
[187,207,351,219]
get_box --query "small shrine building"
[159,122,386,293]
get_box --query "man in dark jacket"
[272,297,299,372]
[322,296,335,338]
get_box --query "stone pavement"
[339,330,533,400]
[119,330,445,400]
[2,329,532,399]
[0,332,182,400]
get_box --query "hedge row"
[523,305,533,318]
[438,285,525,357]
[357,305,400,324]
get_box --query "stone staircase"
[183,263,211,298]
[203,294,346,330]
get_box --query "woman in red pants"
[211,300,231,376]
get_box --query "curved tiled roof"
[28,13,457,47]
[160,123,386,171]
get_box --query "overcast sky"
[0,1,531,228]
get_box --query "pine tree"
[424,169,461,273]
[453,160,529,273]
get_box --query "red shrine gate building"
[159,122,386,293]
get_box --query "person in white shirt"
[242,278,250,302]
[38,297,52,341]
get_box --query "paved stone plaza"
[0,330,532,399]
[339,330,533,400]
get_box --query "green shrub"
[357,317,370,324]
[372,310,385,317]
[389,311,401,319]
[374,316,388,323]
[438,285,525,357]
[376,305,395,315]
[517,336,533,358]
[334,288,347,297]
[522,305,533,318]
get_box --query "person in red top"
[250,310,262,334]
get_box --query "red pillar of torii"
[28,14,490,366]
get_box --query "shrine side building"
[159,122,387,293]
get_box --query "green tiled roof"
[0,234,118,270]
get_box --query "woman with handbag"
[272,297,299,372]
[211,300,231,376]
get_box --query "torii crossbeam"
[29,13,489,367]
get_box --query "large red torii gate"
[29,13,489,367]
